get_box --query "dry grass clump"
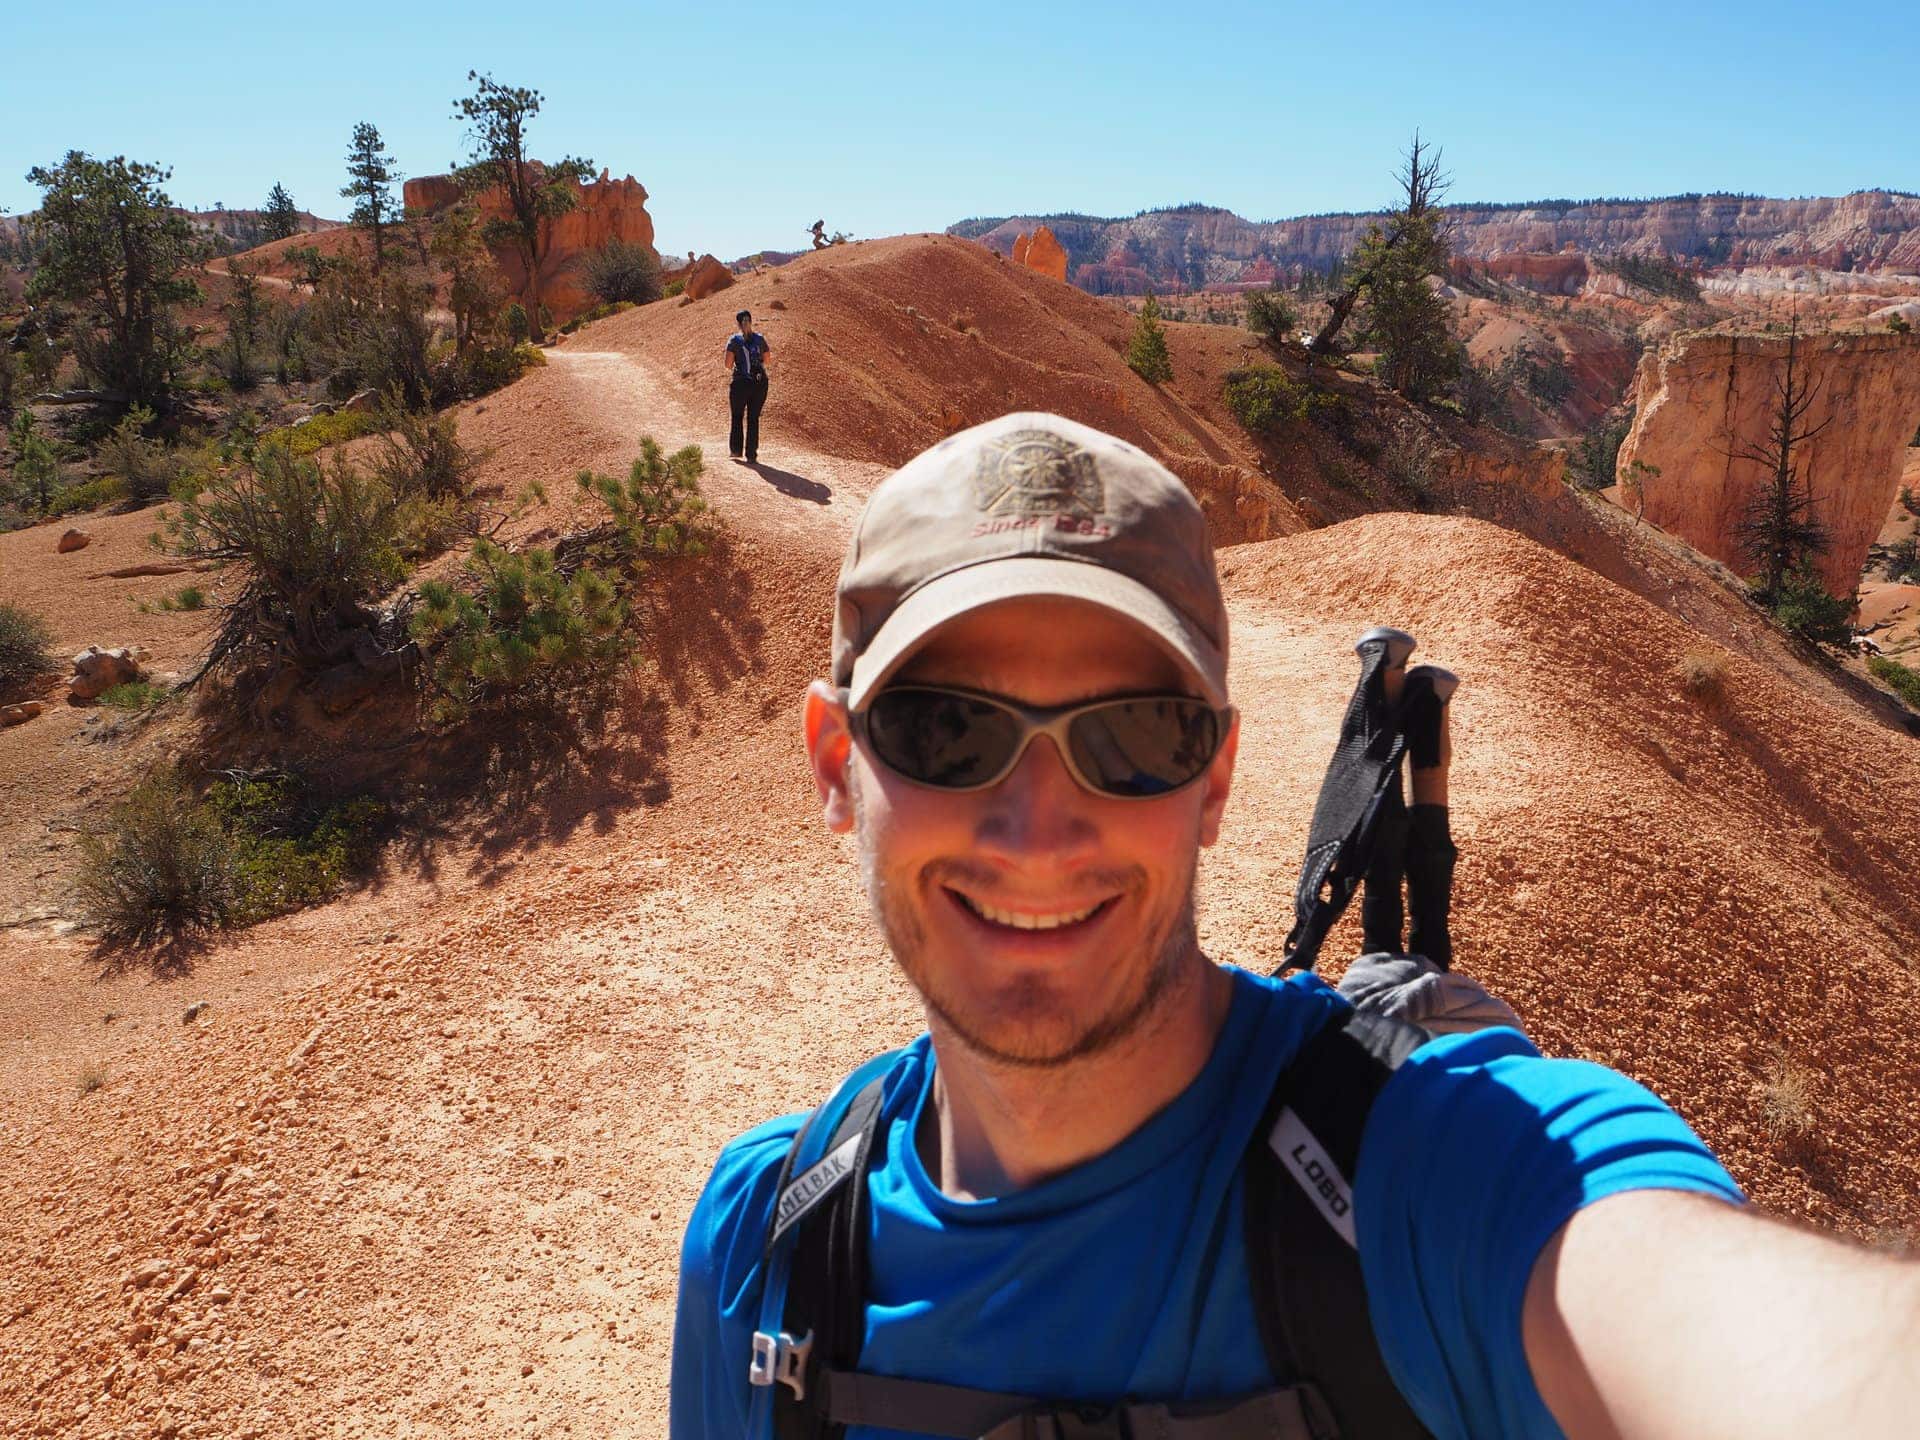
[1760,1047,1817,1148]
[1676,647,1729,702]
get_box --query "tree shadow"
[747,460,832,506]
[91,931,213,982]
[431,539,766,883]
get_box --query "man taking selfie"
[671,413,1919,1439]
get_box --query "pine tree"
[452,72,594,343]
[1126,294,1174,384]
[341,123,399,271]
[25,151,203,411]
[1310,133,1455,394]
[262,182,300,242]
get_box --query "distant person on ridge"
[724,309,771,464]
[671,412,1920,1440]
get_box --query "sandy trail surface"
[4,238,1920,1439]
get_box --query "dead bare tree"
[1729,316,1832,599]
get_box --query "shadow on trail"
[744,459,832,505]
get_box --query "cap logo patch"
[972,429,1105,520]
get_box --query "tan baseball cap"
[832,413,1229,710]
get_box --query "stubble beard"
[853,779,1203,1070]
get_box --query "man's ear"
[804,679,857,834]
[1197,709,1240,849]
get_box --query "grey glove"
[1337,952,1524,1036]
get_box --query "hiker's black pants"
[729,374,768,459]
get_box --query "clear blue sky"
[5,1,1915,259]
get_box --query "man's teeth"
[959,894,1102,930]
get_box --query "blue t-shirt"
[728,331,768,381]
[671,967,1741,1439]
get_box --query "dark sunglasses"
[851,685,1232,799]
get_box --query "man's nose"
[973,735,1098,863]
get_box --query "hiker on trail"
[725,309,771,464]
[671,413,1920,1440]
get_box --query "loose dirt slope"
[3,237,1920,1439]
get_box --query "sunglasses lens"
[1068,699,1221,798]
[866,689,1025,789]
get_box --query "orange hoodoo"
[402,168,658,323]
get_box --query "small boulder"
[69,646,147,703]
[182,1001,211,1025]
[57,529,92,554]
[1,701,45,727]
[685,255,735,302]
[341,389,379,415]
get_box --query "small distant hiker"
[724,309,771,464]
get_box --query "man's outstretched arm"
[1524,1188,1920,1440]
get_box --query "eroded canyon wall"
[1618,328,1920,595]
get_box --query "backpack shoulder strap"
[1245,1004,1436,1440]
[753,1049,901,1440]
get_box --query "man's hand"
[1524,1189,1920,1439]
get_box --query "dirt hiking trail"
[3,235,1919,1439]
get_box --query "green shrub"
[582,241,664,307]
[412,438,711,724]
[98,680,169,711]
[269,408,381,458]
[1869,655,1920,709]
[174,585,206,611]
[1569,416,1631,491]
[1881,536,1920,584]
[442,340,543,401]
[367,397,478,502]
[663,279,686,299]
[1125,295,1173,384]
[73,769,239,946]
[1223,366,1309,436]
[0,601,56,694]
[502,302,530,345]
[204,772,387,925]
[1760,565,1855,648]
[72,766,388,946]
[97,407,188,503]
[1245,288,1297,342]
[49,474,131,516]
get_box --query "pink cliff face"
[402,172,658,322]
[1619,329,1920,595]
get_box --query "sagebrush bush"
[368,396,477,502]
[165,440,406,671]
[96,407,190,503]
[72,767,388,947]
[1881,535,1919,584]
[582,241,664,307]
[1223,366,1309,436]
[74,769,239,945]
[0,600,56,694]
[1676,648,1729,701]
